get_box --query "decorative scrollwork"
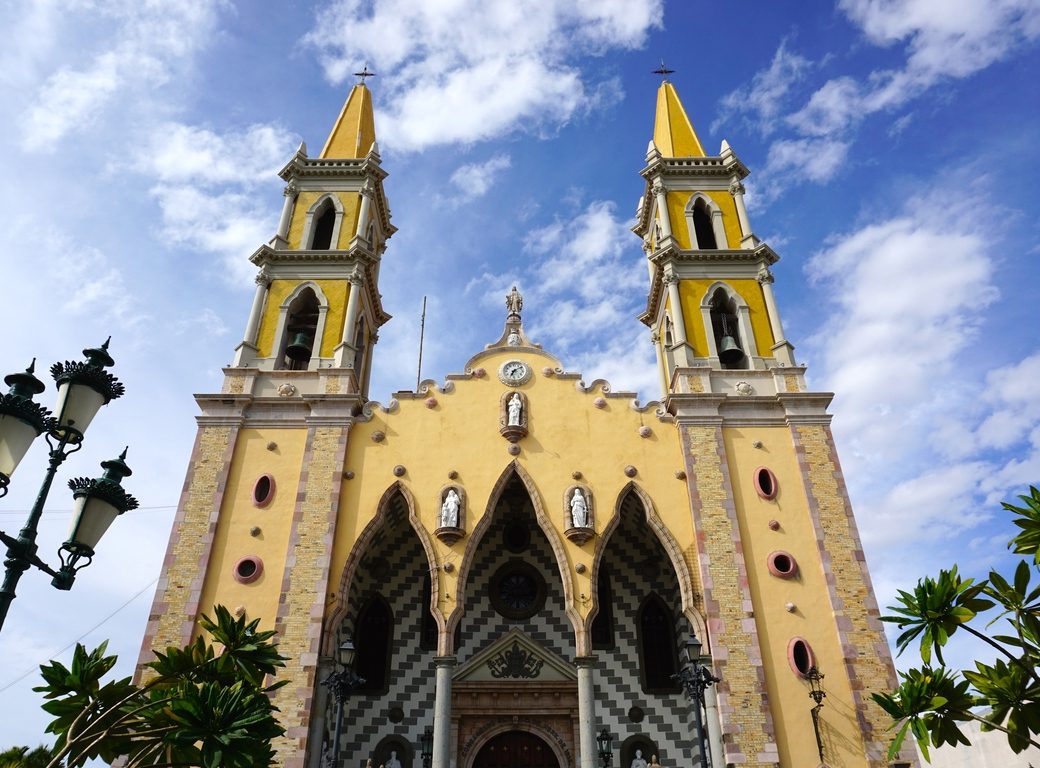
[487,640,544,679]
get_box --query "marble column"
[653,179,673,241]
[704,683,725,768]
[730,180,757,248]
[274,181,298,249]
[232,271,270,366]
[575,656,598,768]
[334,266,364,368]
[432,656,456,768]
[757,268,796,366]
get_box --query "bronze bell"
[718,333,744,365]
[285,332,313,362]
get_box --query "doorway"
[472,731,560,768]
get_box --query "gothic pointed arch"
[589,482,706,647]
[698,280,760,366]
[301,193,346,250]
[684,192,726,250]
[448,461,580,655]
[270,281,331,370]
[323,481,438,655]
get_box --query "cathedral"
[137,78,916,768]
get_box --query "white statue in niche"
[385,752,401,768]
[441,489,461,528]
[507,393,523,426]
[570,489,589,528]
[631,750,648,768]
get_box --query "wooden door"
[472,731,559,768]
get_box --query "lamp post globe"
[49,338,124,442]
[0,362,52,497]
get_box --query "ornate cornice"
[640,245,781,326]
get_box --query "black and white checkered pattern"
[331,501,696,767]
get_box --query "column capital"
[433,655,457,668]
[348,264,365,286]
[729,180,746,196]
[756,268,774,285]
[574,655,598,668]
[255,268,271,287]
[283,180,299,197]
[662,272,679,287]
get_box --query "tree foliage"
[0,746,54,768]
[33,605,287,768]
[872,487,1040,760]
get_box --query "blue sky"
[0,0,1038,751]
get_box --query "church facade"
[137,80,916,768]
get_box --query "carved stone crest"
[499,391,528,443]
[564,485,595,545]
[487,640,544,679]
[435,485,466,545]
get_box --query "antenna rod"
[416,296,427,391]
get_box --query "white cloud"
[19,0,228,151]
[446,154,512,204]
[713,41,812,135]
[305,0,663,151]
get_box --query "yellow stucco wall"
[664,190,742,249]
[286,191,361,249]
[330,350,697,640]
[255,280,351,359]
[195,428,309,631]
[678,278,775,358]
[724,426,869,768]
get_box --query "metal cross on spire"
[652,60,675,77]
[354,65,376,83]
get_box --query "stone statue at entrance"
[385,751,401,768]
[631,750,648,768]
[649,756,660,767]
[507,393,523,426]
[441,489,461,528]
[570,488,589,528]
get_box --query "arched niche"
[270,281,330,371]
[698,281,760,368]
[300,193,346,250]
[684,192,727,250]
[589,482,707,649]
[448,461,580,656]
[323,482,439,656]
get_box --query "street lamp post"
[674,634,720,768]
[322,638,365,768]
[596,728,613,768]
[806,666,827,764]
[0,340,132,632]
[419,726,433,768]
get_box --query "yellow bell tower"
[232,81,393,397]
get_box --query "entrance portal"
[472,731,560,768]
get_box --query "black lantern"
[49,339,124,442]
[337,637,357,668]
[674,633,720,768]
[322,635,365,768]
[806,666,826,763]
[420,726,434,768]
[596,728,613,768]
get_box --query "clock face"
[498,360,530,386]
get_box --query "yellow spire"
[653,81,705,158]
[319,83,377,159]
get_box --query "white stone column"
[664,273,687,344]
[704,683,724,768]
[575,657,598,768]
[334,266,364,368]
[653,179,672,242]
[273,181,298,249]
[432,656,456,768]
[232,271,270,366]
[355,181,374,240]
[757,268,796,366]
[730,181,758,248]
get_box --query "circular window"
[788,637,815,678]
[252,474,276,507]
[233,556,264,584]
[754,467,778,500]
[489,560,546,620]
[767,550,799,579]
